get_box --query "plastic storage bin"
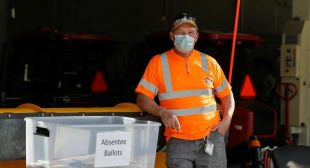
[25,116,161,168]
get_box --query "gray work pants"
[166,131,227,168]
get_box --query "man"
[135,12,235,168]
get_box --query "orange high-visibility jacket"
[135,49,232,141]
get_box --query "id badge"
[204,139,214,156]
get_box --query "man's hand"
[216,93,235,135]
[158,108,181,132]
[136,93,181,132]
[215,117,232,135]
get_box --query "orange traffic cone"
[91,71,108,93]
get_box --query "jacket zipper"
[185,57,190,74]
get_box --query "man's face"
[170,23,199,42]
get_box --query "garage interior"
[0,0,310,167]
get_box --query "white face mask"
[174,35,195,52]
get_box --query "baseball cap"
[171,13,198,31]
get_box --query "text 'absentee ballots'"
[94,131,132,167]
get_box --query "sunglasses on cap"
[173,13,196,22]
[171,13,197,31]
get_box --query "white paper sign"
[94,131,132,167]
